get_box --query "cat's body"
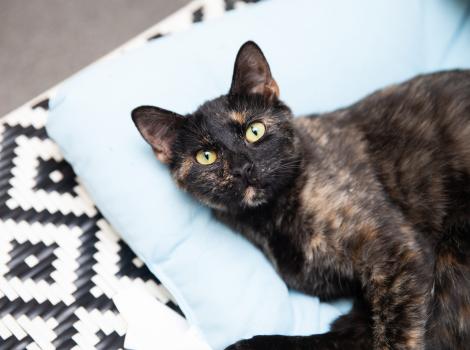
[132,42,470,350]
[216,70,470,350]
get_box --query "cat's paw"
[224,339,251,350]
[224,336,286,350]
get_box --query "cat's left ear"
[132,105,184,164]
[229,41,280,102]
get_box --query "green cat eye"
[196,150,217,165]
[245,122,266,143]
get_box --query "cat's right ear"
[131,105,184,164]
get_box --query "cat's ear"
[229,41,280,102]
[132,105,184,164]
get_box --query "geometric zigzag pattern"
[0,103,178,350]
[0,0,262,348]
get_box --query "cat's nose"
[233,162,254,181]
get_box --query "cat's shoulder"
[292,111,357,151]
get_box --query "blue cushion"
[46,0,470,349]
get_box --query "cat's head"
[132,41,301,212]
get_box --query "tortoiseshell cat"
[132,41,470,350]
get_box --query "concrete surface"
[0,0,191,115]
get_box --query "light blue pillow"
[46,0,470,349]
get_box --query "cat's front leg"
[225,331,372,350]
[225,225,433,350]
[225,303,373,350]
[225,335,291,350]
[358,224,433,350]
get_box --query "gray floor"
[0,0,191,116]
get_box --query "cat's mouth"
[242,185,267,207]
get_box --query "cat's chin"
[241,186,268,208]
[202,186,269,212]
